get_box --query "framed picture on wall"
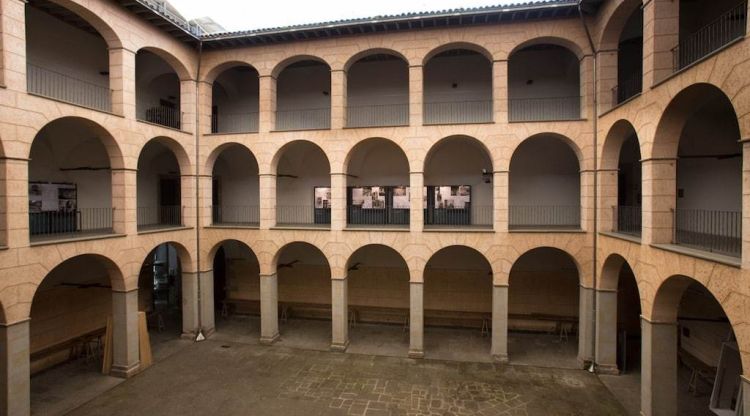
[314,187,331,209]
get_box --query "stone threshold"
[204,225,260,230]
[650,243,741,268]
[30,233,126,247]
[598,231,641,244]
[343,227,410,232]
[423,228,494,233]
[271,226,331,231]
[509,228,585,234]
[137,226,193,236]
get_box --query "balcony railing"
[423,100,493,124]
[509,96,581,122]
[509,205,581,229]
[424,205,493,228]
[275,108,331,131]
[29,208,114,241]
[347,206,409,227]
[611,75,642,106]
[276,205,330,226]
[346,103,409,128]
[613,205,642,236]
[140,105,181,130]
[672,1,747,71]
[212,205,259,226]
[211,112,259,133]
[673,208,741,257]
[27,64,111,112]
[137,205,183,230]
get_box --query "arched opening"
[211,65,259,133]
[29,255,121,414]
[136,139,184,230]
[423,136,493,229]
[275,59,331,131]
[346,52,409,128]
[137,243,184,346]
[274,141,331,227]
[275,242,331,349]
[345,244,410,356]
[509,134,581,229]
[345,138,410,228]
[644,276,743,415]
[25,0,112,111]
[423,246,492,361]
[211,240,261,337]
[508,44,581,121]
[423,48,493,124]
[603,121,642,236]
[210,144,259,225]
[29,118,119,241]
[136,50,181,129]
[614,7,643,104]
[508,247,580,368]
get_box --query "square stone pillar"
[580,56,595,119]
[408,281,424,358]
[330,69,346,130]
[112,169,137,235]
[179,174,196,229]
[491,284,508,362]
[111,289,140,378]
[597,50,618,113]
[198,175,213,228]
[594,289,619,374]
[643,0,679,87]
[641,318,677,416]
[580,170,595,232]
[199,270,215,337]
[598,168,619,233]
[197,81,213,135]
[410,172,424,232]
[258,174,276,230]
[330,173,347,231]
[742,376,750,415]
[642,159,676,245]
[180,79,197,132]
[6,158,29,248]
[493,171,508,231]
[492,60,507,123]
[408,66,423,126]
[181,272,200,339]
[109,48,136,118]
[577,285,595,368]
[258,75,276,133]
[260,273,279,344]
[742,141,750,268]
[1,0,27,92]
[0,320,30,416]
[330,277,348,351]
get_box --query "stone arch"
[203,61,259,84]
[33,253,125,298]
[138,136,192,176]
[343,137,410,175]
[271,54,331,79]
[205,142,258,174]
[601,119,641,170]
[41,0,123,49]
[597,0,644,51]
[510,132,583,171]
[425,245,494,274]
[422,42,494,65]
[600,253,639,293]
[344,48,409,72]
[137,46,192,81]
[270,139,330,174]
[424,135,494,173]
[346,243,409,271]
[140,240,194,274]
[509,36,586,61]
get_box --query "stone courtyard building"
[0,0,749,414]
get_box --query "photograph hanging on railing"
[434,185,471,209]
[393,186,410,209]
[351,186,386,209]
[29,182,77,213]
[314,187,331,209]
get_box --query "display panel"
[434,185,471,209]
[314,187,331,209]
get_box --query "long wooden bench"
[30,327,106,374]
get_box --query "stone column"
[491,284,508,362]
[197,81,213,135]
[6,158,29,248]
[330,276,348,352]
[180,79,197,132]
[0,0,27,92]
[492,60,507,123]
[258,75,276,133]
[181,272,200,339]
[258,174,276,230]
[111,289,140,378]
[408,281,424,358]
[494,171,508,231]
[597,50,618,113]
[641,158,676,245]
[109,47,136,118]
[259,273,279,344]
[579,55,595,119]
[330,173,347,231]
[0,320,29,416]
[408,65,423,126]
[742,141,750,268]
[199,270,215,337]
[112,169,137,235]
[330,69,346,130]
[641,318,677,416]
[577,285,594,368]
[742,375,750,415]
[643,0,679,87]
[410,172,424,232]
[580,170,595,232]
[598,168,619,233]
[197,174,213,228]
[594,289,619,374]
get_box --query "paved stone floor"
[66,338,627,416]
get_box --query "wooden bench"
[279,302,332,321]
[30,327,106,374]
[424,309,492,335]
[221,299,261,317]
[508,314,578,341]
[348,306,410,331]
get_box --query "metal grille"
[613,205,642,236]
[672,2,747,71]
[509,205,581,229]
[346,103,409,128]
[275,108,331,131]
[211,112,259,133]
[212,205,259,225]
[27,64,111,112]
[423,100,493,124]
[137,206,183,229]
[673,208,741,257]
[29,208,114,240]
[508,96,581,122]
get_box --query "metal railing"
[211,112,259,133]
[26,64,111,112]
[672,1,747,71]
[423,100,493,124]
[29,208,114,240]
[141,105,181,129]
[347,206,409,226]
[673,208,741,257]
[275,107,331,131]
[137,205,183,230]
[276,205,330,226]
[424,205,493,227]
[509,96,581,122]
[212,205,259,225]
[611,75,642,106]
[613,205,642,236]
[509,205,581,229]
[346,103,409,128]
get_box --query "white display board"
[434,185,471,209]
[29,182,77,213]
[314,187,331,209]
[392,186,410,209]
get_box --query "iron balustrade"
[211,112,259,133]
[509,205,581,229]
[275,108,331,131]
[346,103,409,128]
[212,205,259,225]
[29,208,114,240]
[26,64,112,112]
[347,206,409,226]
[613,205,642,236]
[672,1,747,71]
[142,105,181,129]
[611,75,642,106]
[508,96,581,122]
[673,208,741,257]
[423,205,493,228]
[423,100,493,124]
[137,205,183,229]
[276,205,331,226]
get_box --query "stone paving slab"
[66,340,627,416]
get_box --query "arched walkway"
[346,52,409,128]
[274,141,331,227]
[210,240,261,340]
[275,58,331,131]
[211,65,260,133]
[210,144,260,225]
[136,49,183,129]
[136,138,188,230]
[601,120,642,235]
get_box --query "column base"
[577,356,593,370]
[260,333,280,345]
[330,340,349,352]
[408,349,424,359]
[181,331,198,341]
[110,362,141,379]
[201,327,215,339]
[596,363,620,375]
[492,354,509,363]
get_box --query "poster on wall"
[29,182,77,213]
[392,186,410,209]
[435,185,471,209]
[351,186,386,209]
[314,187,331,209]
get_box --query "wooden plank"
[101,316,113,375]
[138,311,153,370]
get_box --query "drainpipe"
[194,39,204,341]
[578,0,598,372]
